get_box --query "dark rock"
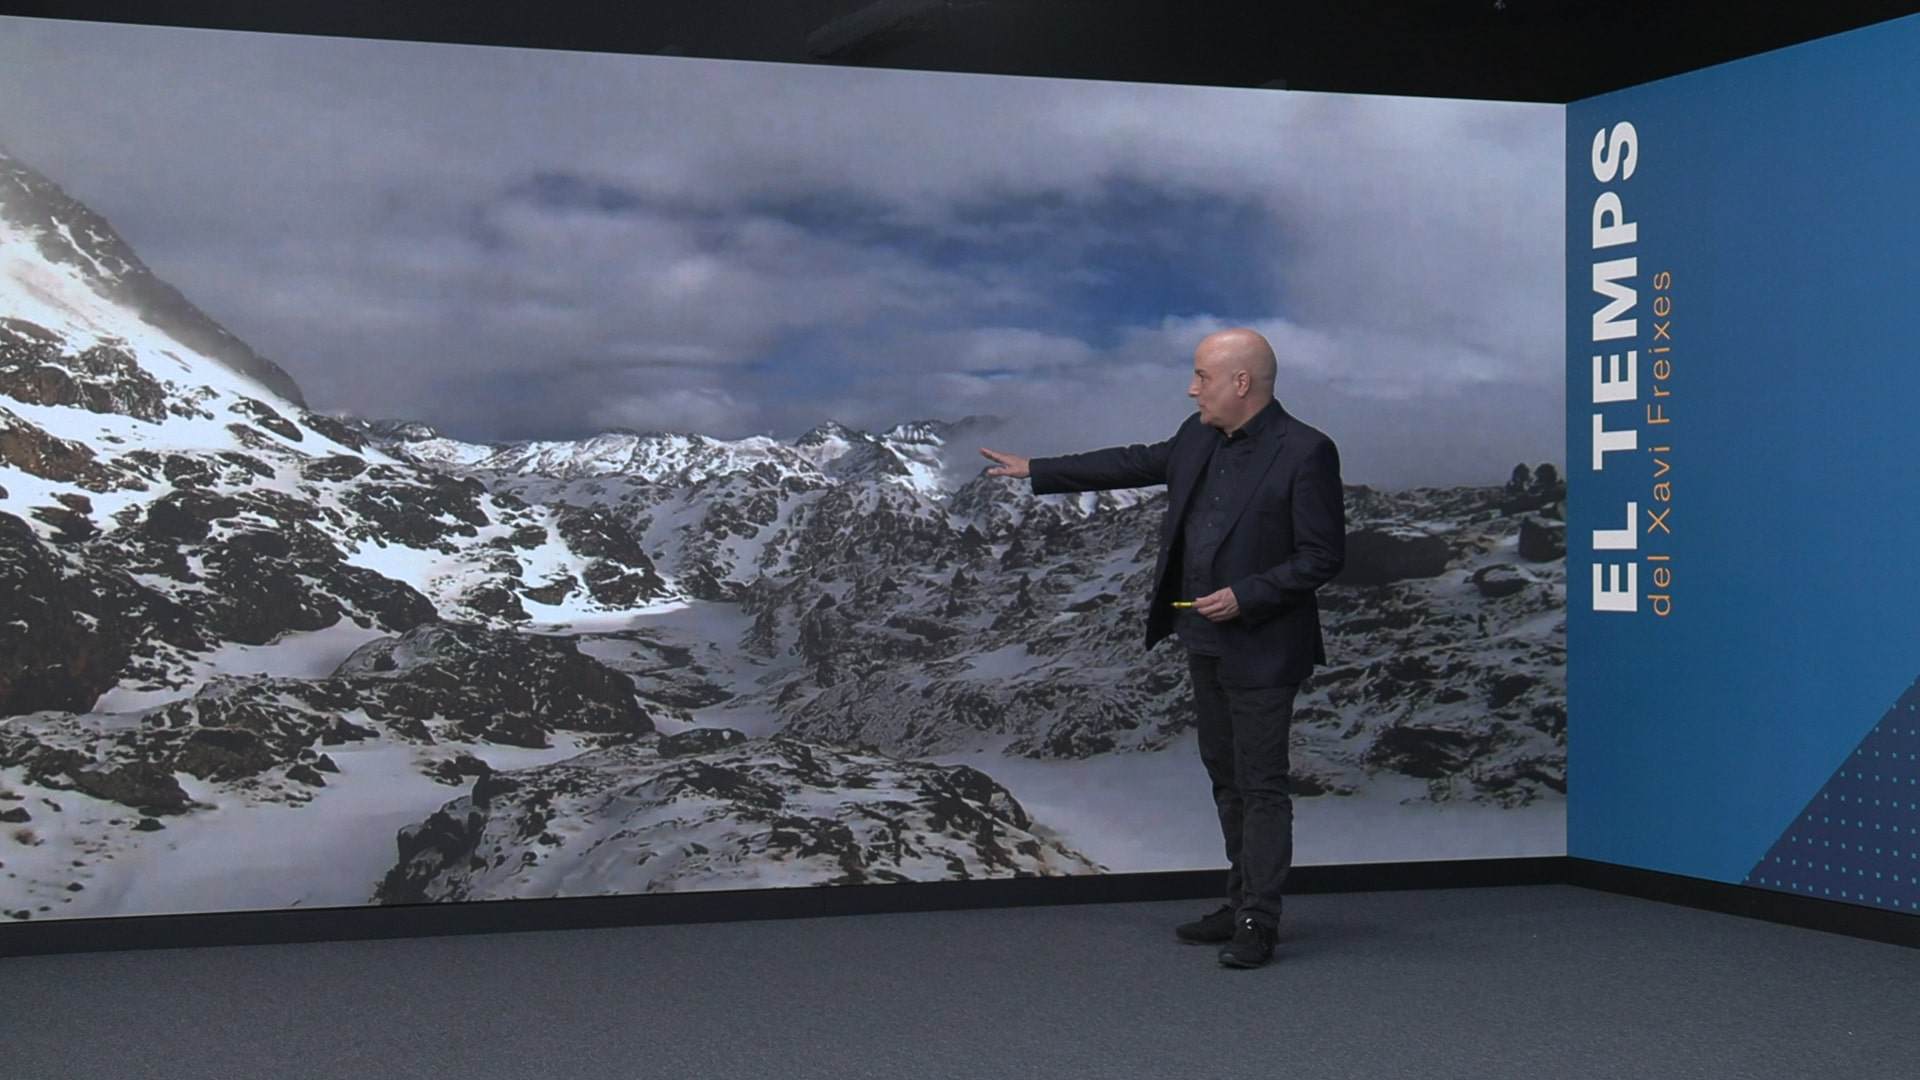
[300,412,368,451]
[1529,702,1567,737]
[428,753,490,785]
[0,807,28,823]
[29,504,96,543]
[132,817,165,832]
[286,763,327,787]
[1471,564,1529,599]
[1366,723,1493,779]
[215,450,274,480]
[173,727,280,781]
[139,489,242,545]
[70,763,193,815]
[0,407,123,491]
[658,727,749,758]
[1517,516,1566,562]
[883,613,960,641]
[381,807,489,901]
[322,716,378,745]
[1334,528,1452,586]
[472,770,520,808]
[228,398,303,441]
[555,508,670,607]
[0,330,171,422]
[339,473,490,552]
[522,579,575,606]
[300,454,367,482]
[2,510,199,716]
[327,566,438,632]
[1065,592,1117,613]
[465,583,530,623]
[197,526,345,644]
[1288,768,1355,797]
[1486,673,1538,710]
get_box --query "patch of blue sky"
[497,169,1288,344]
[751,176,1289,341]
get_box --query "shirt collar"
[1222,398,1281,443]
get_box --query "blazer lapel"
[1217,410,1291,542]
[1164,425,1210,541]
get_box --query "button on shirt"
[1178,401,1281,656]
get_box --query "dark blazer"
[1030,404,1346,686]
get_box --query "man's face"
[1188,347,1243,430]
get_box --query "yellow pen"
[1170,600,1196,608]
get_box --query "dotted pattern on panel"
[1744,676,1920,914]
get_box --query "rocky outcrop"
[376,735,1100,903]
[1518,515,1566,562]
[0,325,170,422]
[0,621,655,821]
[0,510,202,715]
[332,621,654,747]
[0,406,127,492]
[1335,526,1453,586]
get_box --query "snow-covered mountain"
[1,149,1565,922]
[360,413,1004,499]
[0,163,680,704]
[0,147,305,406]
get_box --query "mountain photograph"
[0,19,1566,921]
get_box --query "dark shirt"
[1177,400,1282,655]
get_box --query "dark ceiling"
[4,1,1919,101]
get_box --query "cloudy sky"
[0,17,1563,487]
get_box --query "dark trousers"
[1189,651,1298,929]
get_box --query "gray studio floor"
[3,885,1914,1080]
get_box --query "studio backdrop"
[1567,14,1920,916]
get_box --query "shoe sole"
[1217,953,1272,969]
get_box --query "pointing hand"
[979,448,1031,479]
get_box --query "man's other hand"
[979,448,1031,479]
[1193,586,1240,623]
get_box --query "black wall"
[3,0,1918,102]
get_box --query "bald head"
[1188,327,1278,432]
[1197,328,1277,392]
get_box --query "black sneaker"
[1217,916,1277,968]
[1174,903,1236,944]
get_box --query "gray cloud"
[0,16,1563,485]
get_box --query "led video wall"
[0,17,1564,922]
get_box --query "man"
[979,327,1346,969]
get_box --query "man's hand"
[979,447,1031,479]
[1192,586,1240,623]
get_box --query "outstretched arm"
[993,436,1177,495]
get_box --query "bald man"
[981,328,1346,969]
